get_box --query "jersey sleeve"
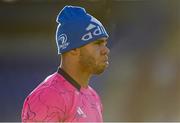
[21,88,66,122]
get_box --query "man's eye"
[95,41,102,45]
[94,40,107,46]
[95,42,101,45]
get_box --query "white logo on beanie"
[81,18,106,41]
[86,23,96,30]
[58,34,70,50]
[81,24,105,41]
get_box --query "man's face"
[79,38,110,75]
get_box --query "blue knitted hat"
[56,5,109,54]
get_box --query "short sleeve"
[22,88,66,122]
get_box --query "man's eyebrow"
[94,39,107,43]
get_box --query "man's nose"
[101,46,110,55]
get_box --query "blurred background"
[0,0,180,122]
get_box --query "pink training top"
[21,68,103,122]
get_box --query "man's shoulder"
[88,86,97,93]
[22,73,67,122]
[87,86,101,101]
[26,73,65,99]
[26,72,75,101]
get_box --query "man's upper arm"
[22,88,66,122]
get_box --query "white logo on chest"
[76,107,87,118]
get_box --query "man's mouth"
[103,58,109,66]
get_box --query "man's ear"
[69,48,80,56]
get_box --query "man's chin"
[93,66,107,75]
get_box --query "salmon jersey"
[21,68,103,122]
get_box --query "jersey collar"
[57,67,81,91]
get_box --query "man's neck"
[60,63,91,88]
